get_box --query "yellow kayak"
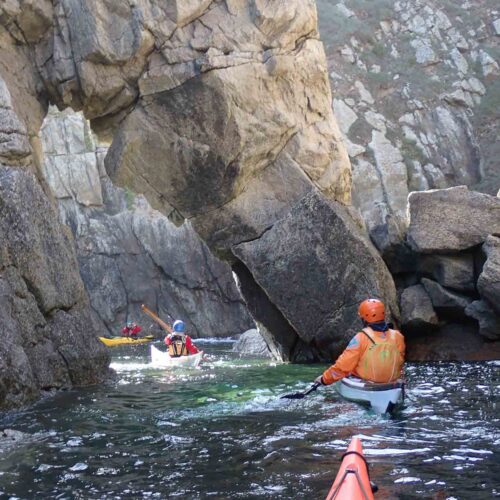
[99,335,155,347]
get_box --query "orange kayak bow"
[325,437,376,500]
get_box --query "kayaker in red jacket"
[164,320,199,357]
[315,299,405,386]
[122,321,142,338]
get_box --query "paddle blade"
[280,382,320,400]
[280,392,307,400]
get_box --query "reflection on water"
[0,341,498,499]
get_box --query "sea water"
[0,340,498,499]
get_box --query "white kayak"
[335,376,404,414]
[150,344,203,368]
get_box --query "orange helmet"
[358,299,385,323]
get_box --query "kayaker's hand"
[314,375,325,386]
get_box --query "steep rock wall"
[317,0,499,258]
[40,108,253,338]
[0,74,109,410]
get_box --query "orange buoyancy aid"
[168,335,189,357]
[355,327,404,383]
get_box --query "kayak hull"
[326,437,374,500]
[336,376,404,414]
[150,344,203,368]
[99,336,154,347]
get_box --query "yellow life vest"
[356,328,403,383]
[168,335,189,357]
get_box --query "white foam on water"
[36,464,57,472]
[163,435,194,445]
[194,338,237,344]
[451,448,493,455]
[69,462,88,472]
[110,362,155,371]
[394,477,422,483]
[96,467,119,475]
[66,437,82,447]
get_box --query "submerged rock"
[232,329,273,359]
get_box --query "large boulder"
[418,253,475,293]
[477,236,500,315]
[97,1,351,254]
[232,329,273,358]
[233,191,398,362]
[421,278,473,317]
[465,300,500,340]
[400,284,439,332]
[407,187,500,253]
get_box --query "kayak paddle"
[280,382,320,400]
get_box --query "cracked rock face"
[233,191,398,362]
[41,108,254,338]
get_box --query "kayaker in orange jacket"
[164,320,199,357]
[315,299,405,386]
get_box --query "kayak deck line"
[325,437,376,500]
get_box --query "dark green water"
[0,340,498,499]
